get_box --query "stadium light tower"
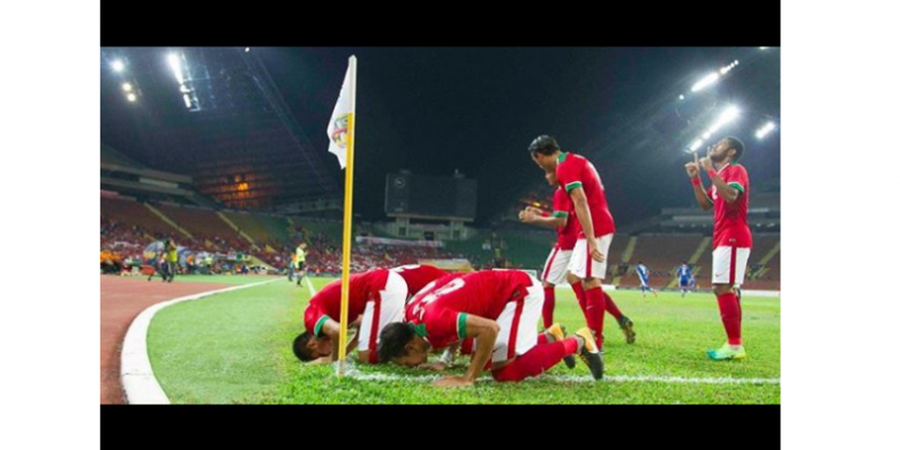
[167,53,185,85]
[686,105,740,152]
[708,105,740,134]
[691,72,720,92]
[756,122,777,139]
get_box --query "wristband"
[691,178,701,186]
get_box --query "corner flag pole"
[337,55,357,376]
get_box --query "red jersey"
[552,188,581,250]
[555,152,616,238]
[706,163,753,249]
[390,264,450,298]
[303,269,390,337]
[405,270,535,349]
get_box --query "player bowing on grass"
[293,265,447,365]
[378,269,604,388]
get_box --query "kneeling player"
[293,268,408,365]
[378,270,604,388]
[293,265,448,364]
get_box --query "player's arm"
[434,314,499,388]
[699,156,741,203]
[460,315,498,381]
[319,319,358,362]
[519,208,567,229]
[686,154,713,210]
[569,187,605,262]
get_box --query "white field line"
[120,278,281,404]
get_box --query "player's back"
[556,153,615,236]
[391,264,449,298]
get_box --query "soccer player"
[635,261,658,298]
[164,239,178,283]
[528,135,619,352]
[388,264,450,299]
[678,261,694,297]
[378,269,604,387]
[294,242,307,286]
[684,136,753,361]
[288,252,297,282]
[293,265,447,364]
[146,244,160,282]
[519,170,635,343]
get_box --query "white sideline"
[344,370,779,385]
[305,276,318,296]
[120,278,282,404]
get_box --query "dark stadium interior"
[101,47,779,290]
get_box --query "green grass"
[148,277,780,404]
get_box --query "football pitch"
[147,277,780,404]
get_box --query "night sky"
[104,47,780,226]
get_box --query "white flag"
[327,61,355,169]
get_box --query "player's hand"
[699,156,713,172]
[686,152,701,179]
[417,362,449,372]
[684,162,699,179]
[519,210,538,224]
[433,375,474,388]
[587,237,606,262]
[309,356,332,365]
[525,206,542,215]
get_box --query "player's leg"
[541,246,569,329]
[604,289,635,344]
[707,247,751,360]
[491,282,601,381]
[568,240,602,341]
[574,235,613,350]
[357,271,408,364]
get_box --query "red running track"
[100,276,231,404]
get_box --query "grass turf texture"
[147,277,780,404]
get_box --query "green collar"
[412,323,427,339]
[557,152,568,163]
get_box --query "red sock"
[604,291,623,320]
[571,281,588,320]
[716,292,742,345]
[542,286,555,329]
[585,286,607,349]
[491,339,577,382]
[537,333,548,345]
